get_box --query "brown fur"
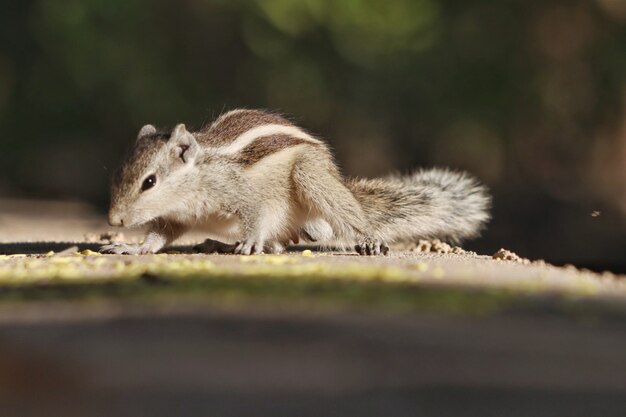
[110,134,168,211]
[198,109,292,146]
[234,135,315,165]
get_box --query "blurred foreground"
[1,306,626,417]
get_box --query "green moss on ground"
[0,252,624,319]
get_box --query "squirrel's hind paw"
[234,239,264,255]
[355,239,390,256]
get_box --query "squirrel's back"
[200,110,491,246]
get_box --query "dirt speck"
[410,239,470,255]
[492,248,530,264]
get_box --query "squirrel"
[100,109,491,256]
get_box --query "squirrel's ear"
[137,124,157,140]
[169,123,199,163]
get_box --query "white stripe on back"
[215,124,321,155]
[211,109,248,129]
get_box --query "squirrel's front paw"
[99,243,154,255]
[234,239,264,255]
[355,238,389,256]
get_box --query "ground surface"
[0,198,625,417]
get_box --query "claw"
[355,238,390,256]
[253,239,265,254]
[372,242,380,255]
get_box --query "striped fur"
[217,124,321,156]
[234,134,317,165]
[102,109,491,256]
[198,109,292,146]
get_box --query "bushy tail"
[345,168,491,244]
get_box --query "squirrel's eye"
[141,174,157,191]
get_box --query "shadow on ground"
[0,242,335,255]
[0,242,103,254]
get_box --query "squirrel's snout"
[108,212,124,227]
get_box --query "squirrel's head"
[108,123,200,227]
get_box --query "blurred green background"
[0,0,625,270]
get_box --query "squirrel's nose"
[108,212,124,227]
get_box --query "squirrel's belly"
[193,211,243,242]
